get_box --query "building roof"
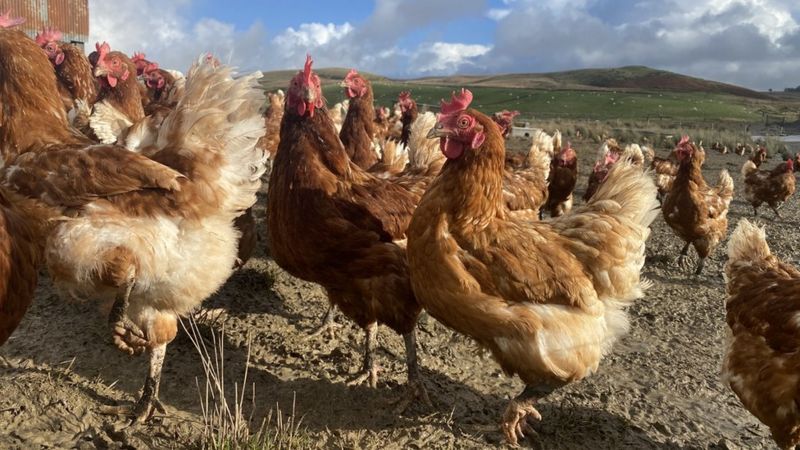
[1,0,89,44]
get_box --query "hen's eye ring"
[457,116,470,128]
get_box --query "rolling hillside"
[260,66,797,122]
[409,66,770,99]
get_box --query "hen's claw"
[306,304,340,341]
[346,365,380,388]
[501,400,542,446]
[108,278,146,355]
[111,320,148,355]
[98,396,166,425]
[392,377,433,415]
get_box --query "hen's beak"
[426,123,448,139]
[339,80,348,88]
[94,66,108,77]
[302,86,316,103]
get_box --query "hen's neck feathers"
[400,104,418,146]
[674,150,707,189]
[438,110,507,227]
[55,43,98,103]
[98,58,145,122]
[279,106,356,181]
[339,85,377,166]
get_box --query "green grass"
[319,83,793,123]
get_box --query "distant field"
[261,66,800,123]
[321,82,795,123]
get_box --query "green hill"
[260,66,796,122]
[407,66,770,100]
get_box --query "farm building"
[0,0,88,49]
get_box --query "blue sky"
[89,0,800,90]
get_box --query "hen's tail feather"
[155,56,267,215]
[716,169,735,203]
[588,159,660,226]
[407,111,444,176]
[727,219,771,266]
[623,144,645,166]
[740,160,758,178]
[553,159,659,305]
[525,129,553,181]
[552,129,562,153]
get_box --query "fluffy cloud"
[88,0,269,72]
[483,0,800,89]
[88,0,800,89]
[413,43,493,73]
[89,0,490,77]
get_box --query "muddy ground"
[2,137,798,450]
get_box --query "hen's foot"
[694,257,706,276]
[501,398,542,447]
[111,319,148,355]
[306,318,341,341]
[347,324,378,387]
[98,395,166,425]
[108,280,147,355]
[674,242,691,270]
[392,377,433,415]
[306,305,340,341]
[346,364,380,388]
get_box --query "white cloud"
[483,0,800,89]
[273,22,354,49]
[88,0,800,89]
[487,8,511,21]
[413,43,493,73]
[88,0,269,72]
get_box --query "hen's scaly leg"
[108,280,147,355]
[130,343,168,424]
[347,323,379,387]
[306,303,340,341]
[99,344,167,424]
[501,384,554,446]
[392,329,433,414]
[675,242,691,269]
[771,204,783,219]
[694,257,706,275]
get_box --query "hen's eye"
[457,116,470,128]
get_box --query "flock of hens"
[1,9,800,449]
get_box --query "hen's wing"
[90,101,134,144]
[466,159,657,310]
[4,146,184,206]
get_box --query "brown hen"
[723,220,800,450]
[267,56,431,409]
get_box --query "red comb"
[399,91,411,101]
[345,68,359,81]
[440,89,473,115]
[144,62,159,74]
[678,135,690,146]
[0,9,24,28]
[96,41,111,59]
[132,52,146,62]
[303,54,313,84]
[35,27,62,46]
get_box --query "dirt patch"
[1,143,789,449]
